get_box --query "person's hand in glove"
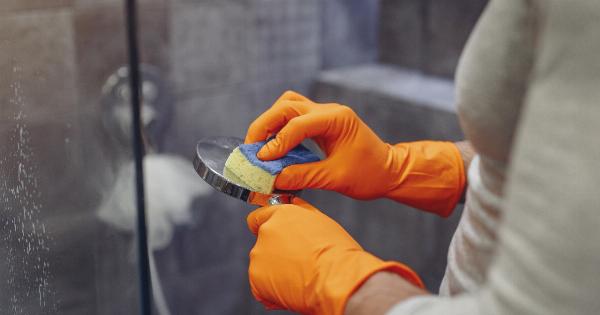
[245,91,466,216]
[247,198,425,315]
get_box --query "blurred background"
[0,0,487,314]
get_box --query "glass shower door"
[0,2,141,314]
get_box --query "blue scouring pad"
[223,140,320,194]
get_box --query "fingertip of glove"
[246,210,260,235]
[257,140,280,160]
[273,169,297,191]
[256,147,269,160]
[246,206,281,235]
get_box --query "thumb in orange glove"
[247,198,424,315]
[245,91,465,217]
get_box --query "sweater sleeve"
[388,0,600,314]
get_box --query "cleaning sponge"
[224,141,320,194]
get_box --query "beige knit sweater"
[389,0,600,314]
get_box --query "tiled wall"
[379,0,488,78]
[320,0,380,69]
[163,0,321,157]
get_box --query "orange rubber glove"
[247,198,424,315]
[245,91,466,217]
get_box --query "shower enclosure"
[0,0,485,314]
[0,3,139,314]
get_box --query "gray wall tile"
[162,90,255,157]
[379,0,424,70]
[169,2,248,95]
[424,0,488,77]
[321,0,379,69]
[314,65,463,142]
[379,0,487,78]
[244,0,321,108]
[165,0,322,156]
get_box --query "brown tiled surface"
[1,0,73,13]
[0,9,77,123]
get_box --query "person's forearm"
[345,272,429,315]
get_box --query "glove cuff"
[386,141,466,217]
[319,252,424,315]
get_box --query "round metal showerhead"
[193,136,295,205]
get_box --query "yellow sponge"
[223,141,320,194]
[224,147,275,194]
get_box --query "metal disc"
[193,137,252,202]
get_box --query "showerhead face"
[193,136,295,205]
